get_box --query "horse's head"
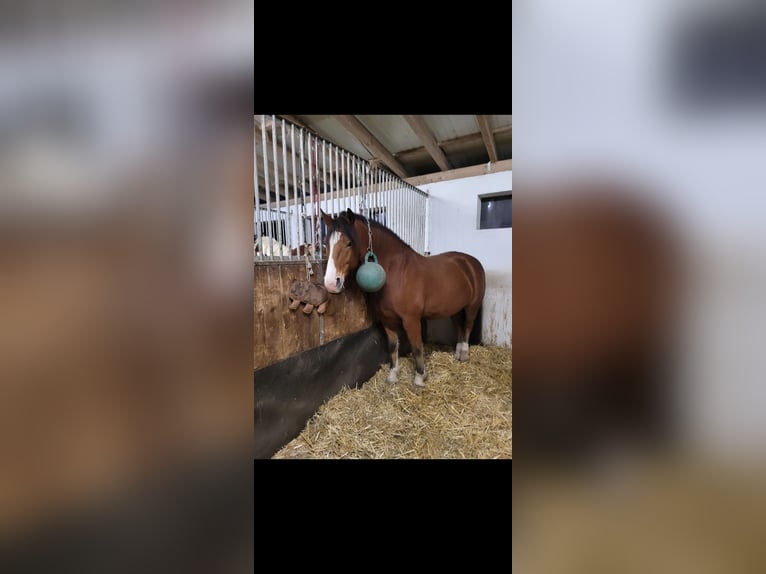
[321,209,363,293]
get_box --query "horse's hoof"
[413,373,426,388]
[386,371,399,384]
[458,352,469,362]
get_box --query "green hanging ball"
[356,252,386,292]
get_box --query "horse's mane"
[328,211,414,253]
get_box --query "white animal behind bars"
[254,236,292,257]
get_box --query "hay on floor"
[273,344,512,459]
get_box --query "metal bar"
[384,172,388,225]
[404,184,409,245]
[261,115,272,261]
[381,170,387,228]
[402,181,406,242]
[411,190,415,249]
[308,133,318,260]
[355,156,360,214]
[334,145,340,216]
[281,118,293,258]
[322,140,327,217]
[291,124,300,255]
[405,186,411,246]
[271,115,284,261]
[340,150,349,211]
[255,118,429,261]
[408,187,413,246]
[375,165,381,223]
[298,127,306,249]
[364,165,373,223]
[392,172,397,236]
[379,168,384,224]
[347,151,352,212]
[415,190,419,247]
[402,184,407,244]
[344,151,350,212]
[415,192,421,252]
[360,159,365,215]
[370,165,375,222]
[422,193,428,253]
[404,183,408,241]
[392,172,398,237]
[424,193,430,254]
[326,144,332,216]
[254,125,260,259]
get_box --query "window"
[478,192,512,229]
[675,14,766,108]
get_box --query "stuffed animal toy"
[288,279,329,315]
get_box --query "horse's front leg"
[402,318,426,389]
[384,325,400,384]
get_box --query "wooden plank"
[254,263,319,369]
[322,284,373,344]
[405,158,513,186]
[476,115,498,163]
[335,115,410,180]
[403,115,452,171]
[253,262,373,370]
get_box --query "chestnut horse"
[321,209,486,389]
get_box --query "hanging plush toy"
[288,279,329,315]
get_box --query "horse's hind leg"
[451,311,466,361]
[402,317,427,389]
[457,304,481,362]
[384,325,400,384]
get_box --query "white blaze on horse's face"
[324,231,345,293]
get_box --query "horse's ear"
[343,208,355,223]
[321,210,333,227]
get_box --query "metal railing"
[254,114,428,262]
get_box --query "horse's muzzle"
[325,276,344,294]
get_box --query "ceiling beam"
[278,115,309,130]
[403,115,452,172]
[405,158,512,187]
[394,124,513,162]
[334,115,410,180]
[476,115,498,163]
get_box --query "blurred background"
[0,1,254,571]
[513,0,766,571]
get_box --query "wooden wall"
[253,261,373,370]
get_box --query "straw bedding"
[273,344,512,459]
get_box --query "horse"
[321,208,486,389]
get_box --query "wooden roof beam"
[334,115,410,180]
[476,115,498,163]
[403,115,453,172]
[393,124,512,162]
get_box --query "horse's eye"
[346,242,352,248]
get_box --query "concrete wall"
[514,1,766,458]
[419,170,512,347]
